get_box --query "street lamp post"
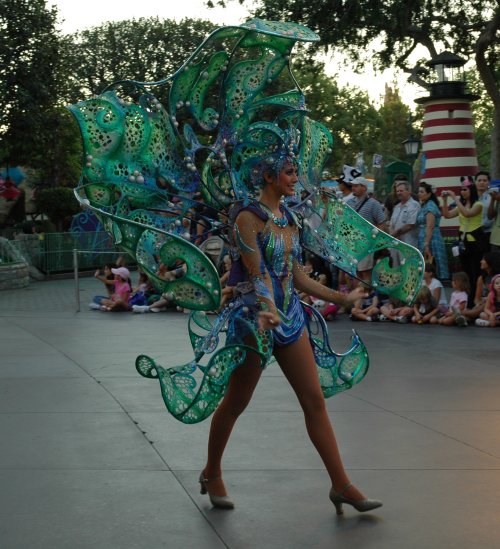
[402,114,420,188]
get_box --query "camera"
[441,190,449,197]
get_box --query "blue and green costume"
[68,19,424,424]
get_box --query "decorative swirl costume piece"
[69,19,424,423]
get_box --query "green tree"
[467,66,496,171]
[215,0,500,176]
[62,17,216,103]
[378,85,413,163]
[30,108,83,188]
[35,187,81,231]
[0,0,81,187]
[286,56,381,172]
[0,0,58,166]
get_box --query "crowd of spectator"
[88,169,500,328]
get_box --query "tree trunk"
[475,9,500,178]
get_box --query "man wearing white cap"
[347,177,387,281]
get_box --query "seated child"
[423,263,448,315]
[475,274,500,327]
[128,271,151,307]
[379,296,413,323]
[132,262,186,313]
[411,286,439,324]
[465,253,500,322]
[95,267,132,312]
[313,274,339,321]
[350,289,380,322]
[91,264,115,304]
[438,271,469,327]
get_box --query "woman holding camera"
[441,177,486,302]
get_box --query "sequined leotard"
[229,201,307,347]
[136,201,369,424]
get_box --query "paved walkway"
[1,277,499,548]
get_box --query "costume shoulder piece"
[68,18,423,307]
[68,19,330,310]
[67,19,423,424]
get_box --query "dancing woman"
[68,19,425,518]
[200,157,382,514]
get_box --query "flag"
[420,153,426,174]
[372,154,382,168]
[355,152,365,174]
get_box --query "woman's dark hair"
[474,170,490,182]
[419,181,439,206]
[306,253,332,286]
[482,252,500,275]
[424,262,436,275]
[459,180,479,205]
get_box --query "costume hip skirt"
[136,285,369,424]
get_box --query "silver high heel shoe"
[329,483,382,515]
[199,472,235,509]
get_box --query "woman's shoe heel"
[199,476,207,495]
[332,500,343,515]
[329,483,382,515]
[199,472,235,509]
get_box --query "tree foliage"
[35,186,81,230]
[467,66,496,171]
[0,0,60,166]
[378,86,414,164]
[279,54,382,171]
[217,0,500,175]
[62,17,215,103]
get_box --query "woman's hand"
[258,311,281,331]
[344,286,368,306]
[219,286,235,309]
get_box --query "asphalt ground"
[0,276,499,549]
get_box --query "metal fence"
[8,231,127,274]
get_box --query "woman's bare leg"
[203,349,263,496]
[274,332,365,500]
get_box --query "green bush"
[36,187,80,231]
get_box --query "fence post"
[73,248,80,312]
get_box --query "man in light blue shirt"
[389,181,420,266]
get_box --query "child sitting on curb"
[90,267,132,312]
[350,289,380,322]
[379,296,413,323]
[423,262,448,315]
[476,274,500,327]
[438,271,469,327]
[411,286,439,324]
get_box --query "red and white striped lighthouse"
[416,52,480,228]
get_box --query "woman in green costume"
[199,157,382,514]
[69,18,425,517]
